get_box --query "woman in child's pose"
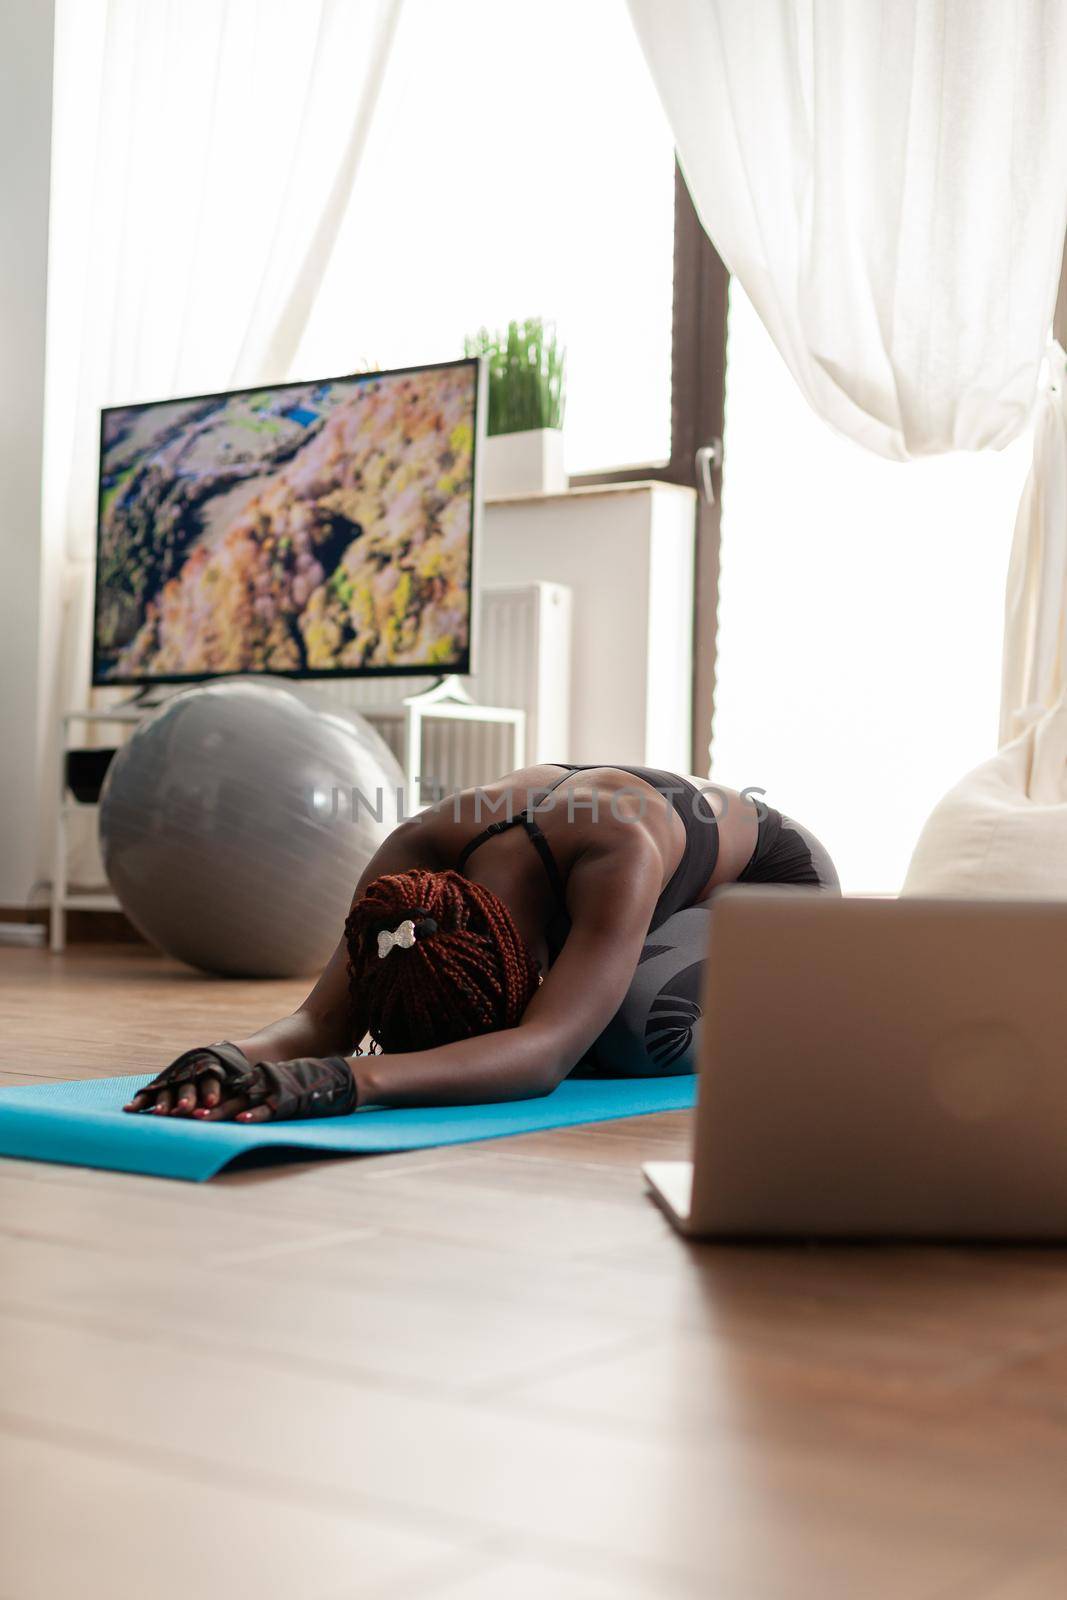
[125,763,838,1123]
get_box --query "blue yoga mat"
[0,1073,696,1183]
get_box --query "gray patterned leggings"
[580,809,840,1078]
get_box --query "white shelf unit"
[50,705,144,953]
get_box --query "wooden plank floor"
[3,946,1067,1598]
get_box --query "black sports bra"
[456,764,718,966]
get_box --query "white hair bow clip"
[377,915,439,959]
[377,919,418,959]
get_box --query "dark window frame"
[569,162,729,776]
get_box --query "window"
[295,0,676,477]
[713,282,1035,893]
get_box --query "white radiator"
[332,581,571,796]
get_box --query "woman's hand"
[124,1042,255,1118]
[123,1045,252,1120]
[124,1067,274,1122]
[123,1044,358,1123]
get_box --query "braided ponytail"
[344,868,541,1053]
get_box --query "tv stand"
[406,674,474,707]
[50,674,528,947]
[110,683,176,711]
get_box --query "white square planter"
[480,428,567,498]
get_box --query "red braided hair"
[344,868,541,1053]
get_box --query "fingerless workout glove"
[143,1041,359,1120]
[251,1055,359,1120]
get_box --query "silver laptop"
[643,890,1067,1239]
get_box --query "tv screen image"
[92,358,480,684]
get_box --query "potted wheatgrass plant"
[464,318,567,497]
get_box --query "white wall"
[0,0,55,906]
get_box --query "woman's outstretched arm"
[228,830,665,1122]
[344,837,663,1109]
[125,816,439,1116]
[129,810,665,1121]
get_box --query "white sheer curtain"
[901,344,1067,898]
[626,0,1067,886]
[46,0,402,574]
[626,0,1067,462]
[41,0,401,881]
[1000,343,1067,753]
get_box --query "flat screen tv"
[92,357,482,686]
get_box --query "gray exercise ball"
[99,679,405,977]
